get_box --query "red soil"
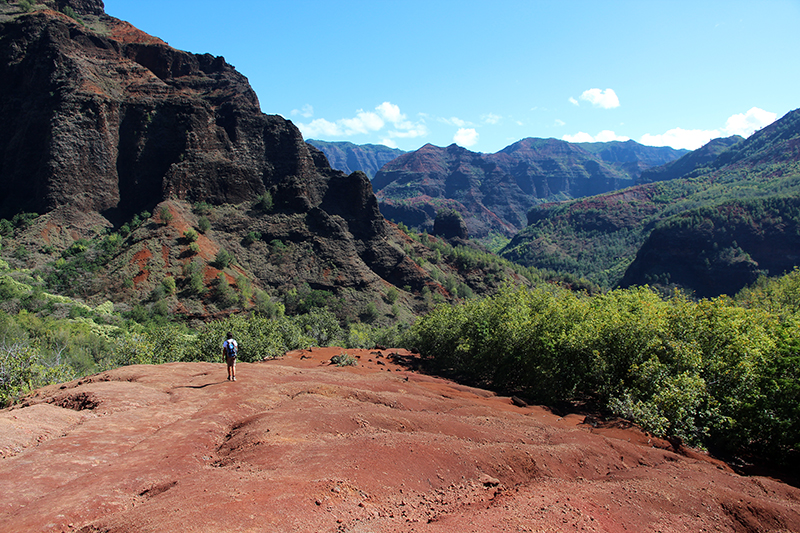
[1,347,798,532]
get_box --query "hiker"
[222,332,238,381]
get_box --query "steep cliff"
[0,4,451,316]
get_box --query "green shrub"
[197,217,211,234]
[243,231,261,246]
[385,286,399,304]
[360,301,380,323]
[213,273,237,309]
[331,351,358,367]
[190,314,309,363]
[61,5,82,22]
[255,192,273,212]
[294,308,342,346]
[183,228,198,243]
[161,277,176,295]
[157,206,173,225]
[213,248,233,269]
[0,339,74,407]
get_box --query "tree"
[157,206,173,225]
[197,217,211,234]
[213,248,233,269]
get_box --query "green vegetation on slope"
[406,274,800,466]
[502,108,800,293]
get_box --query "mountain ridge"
[372,138,688,238]
[503,108,800,295]
[306,139,405,179]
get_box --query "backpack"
[224,339,238,359]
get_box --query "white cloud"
[389,125,429,139]
[340,111,384,134]
[291,104,314,118]
[296,101,427,143]
[554,119,566,127]
[376,101,404,123]
[482,113,502,125]
[595,130,630,142]
[569,97,579,106]
[640,128,721,150]
[562,132,594,143]
[380,138,399,149]
[299,118,344,138]
[723,107,777,137]
[638,107,778,150]
[562,130,629,143]
[453,128,479,147]
[580,88,620,109]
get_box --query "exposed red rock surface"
[2,347,799,532]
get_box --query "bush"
[360,301,380,323]
[191,314,309,363]
[161,277,176,295]
[331,351,358,367]
[406,282,800,462]
[213,248,233,269]
[157,206,173,225]
[385,286,399,304]
[61,5,82,22]
[197,217,211,234]
[213,273,237,309]
[294,308,342,346]
[183,229,198,243]
[184,260,206,295]
[0,339,74,407]
[17,0,35,13]
[255,192,273,212]
[243,231,261,246]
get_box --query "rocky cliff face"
[0,8,302,219]
[0,7,441,315]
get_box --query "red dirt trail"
[1,347,799,532]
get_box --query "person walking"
[222,332,238,381]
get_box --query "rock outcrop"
[0,6,439,313]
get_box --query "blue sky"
[104,0,799,153]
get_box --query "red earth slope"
[1,347,799,532]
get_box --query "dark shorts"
[226,356,236,365]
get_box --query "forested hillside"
[502,108,800,295]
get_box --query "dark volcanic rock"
[433,209,468,240]
[0,9,436,310]
[47,0,105,16]
[0,11,271,218]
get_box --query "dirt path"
[1,347,798,532]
